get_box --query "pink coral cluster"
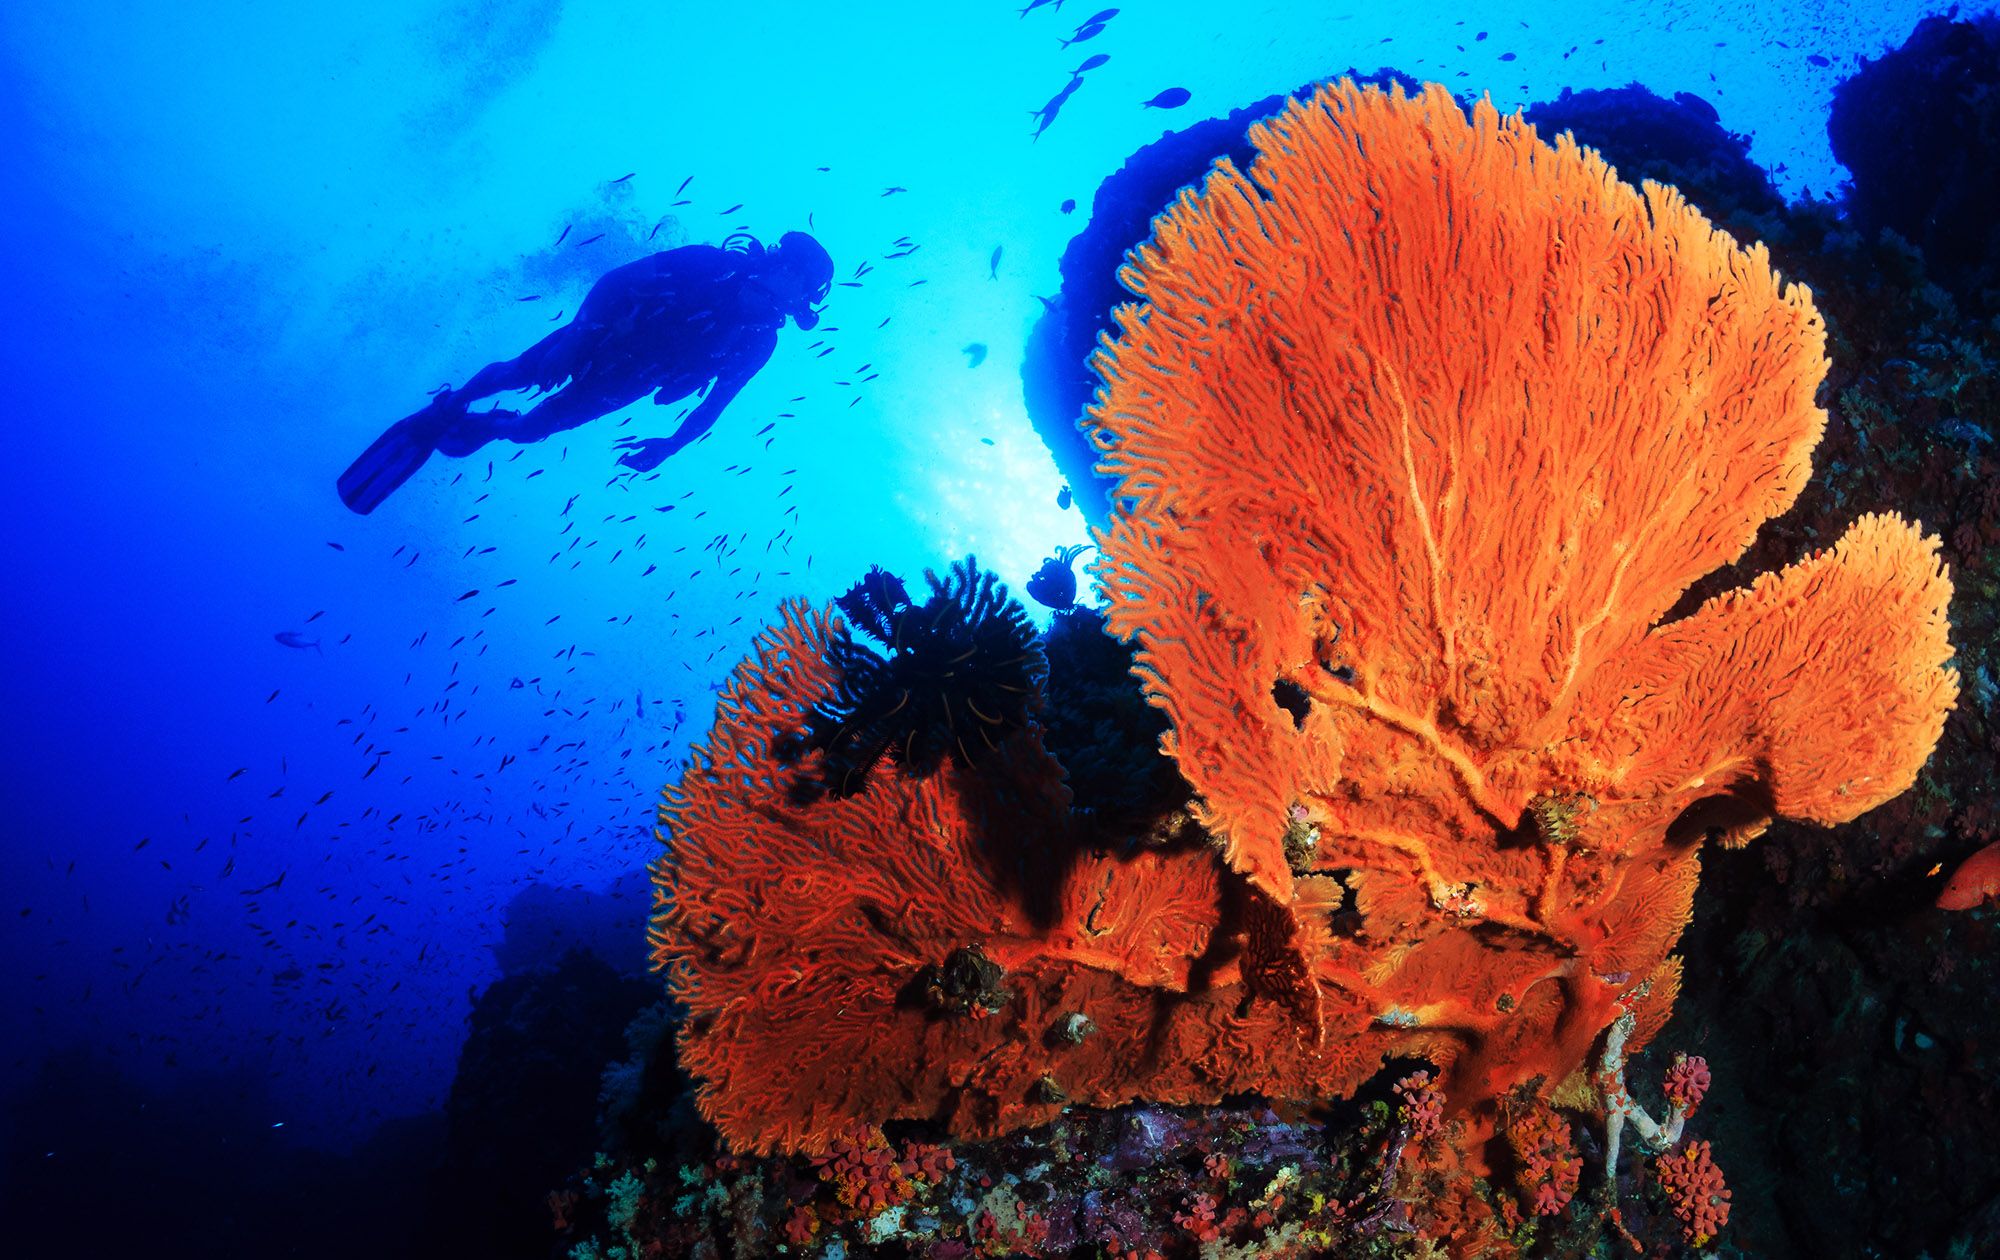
[782,1204,818,1246]
[902,1139,959,1182]
[1662,1054,1712,1115]
[972,1202,1050,1254]
[813,1126,907,1214]
[1172,1191,1224,1243]
[1508,1104,1582,1216]
[1657,1140,1732,1246]
[811,1124,957,1216]
[1394,1070,1445,1142]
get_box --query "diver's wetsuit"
[338,235,829,515]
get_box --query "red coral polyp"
[1657,1140,1732,1246]
[1395,1070,1445,1142]
[1507,1103,1581,1216]
[1662,1054,1712,1115]
[814,1125,914,1215]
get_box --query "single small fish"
[274,631,322,654]
[881,186,908,196]
[1056,485,1073,510]
[609,171,635,184]
[1060,21,1104,48]
[1672,91,1719,124]
[988,245,1003,279]
[1143,87,1192,110]
[1019,0,1063,15]
[1026,545,1089,610]
[675,174,694,195]
[1072,53,1109,74]
[554,224,570,246]
[962,342,988,368]
[1807,53,1830,67]
[719,203,744,214]
[1060,198,1076,214]
[1939,840,2000,910]
[574,233,604,246]
[1031,75,1085,141]
[1077,7,1118,26]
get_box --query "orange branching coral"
[1090,80,1956,1130]
[652,601,1398,1154]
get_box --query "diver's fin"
[337,410,445,515]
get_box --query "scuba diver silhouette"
[338,230,834,515]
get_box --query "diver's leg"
[337,331,600,513]
[446,324,585,407]
[337,392,461,514]
[434,378,648,457]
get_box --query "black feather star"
[779,558,1045,799]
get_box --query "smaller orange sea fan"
[651,601,1401,1154]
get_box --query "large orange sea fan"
[1092,79,1955,1118]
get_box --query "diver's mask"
[775,231,833,331]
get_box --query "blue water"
[0,0,1941,1181]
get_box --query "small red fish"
[1937,840,2000,910]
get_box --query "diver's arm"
[672,333,775,443]
[613,332,776,471]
